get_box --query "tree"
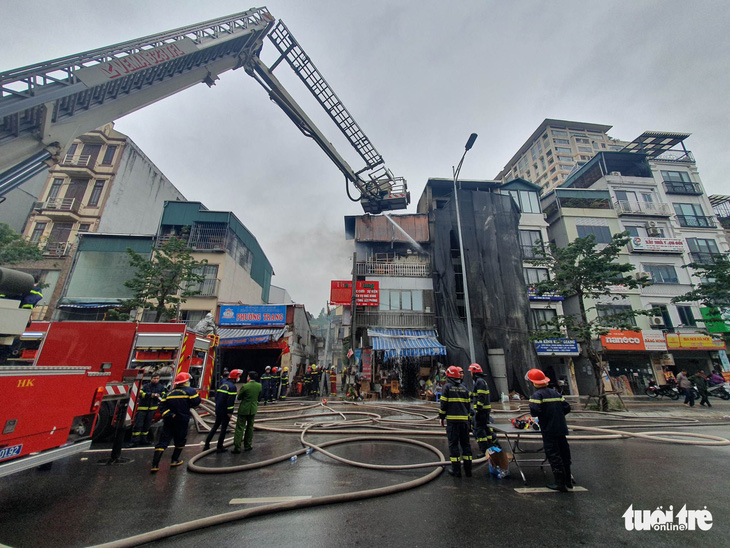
[529,232,649,409]
[672,254,730,344]
[117,236,208,322]
[0,223,44,265]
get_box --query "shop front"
[534,338,580,395]
[599,329,667,394]
[665,333,726,377]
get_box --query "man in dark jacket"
[233,371,263,453]
[151,372,201,473]
[439,366,473,477]
[468,363,497,457]
[528,368,572,492]
[692,370,711,408]
[130,373,165,446]
[261,366,272,404]
[203,369,242,452]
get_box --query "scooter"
[708,383,730,400]
[645,379,679,400]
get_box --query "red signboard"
[600,330,645,351]
[330,281,380,307]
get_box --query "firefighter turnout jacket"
[439,379,472,422]
[470,375,491,412]
[528,387,570,436]
[215,379,237,415]
[137,381,166,412]
[159,386,201,422]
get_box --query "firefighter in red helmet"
[527,368,572,491]
[439,365,473,477]
[468,363,497,456]
[150,372,201,473]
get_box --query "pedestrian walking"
[692,370,712,408]
[203,369,242,452]
[439,365,473,478]
[279,366,289,400]
[468,363,497,457]
[261,366,272,404]
[527,368,572,492]
[150,372,201,473]
[130,373,165,446]
[677,369,694,407]
[232,371,262,453]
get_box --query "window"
[523,267,549,284]
[673,203,712,227]
[555,147,572,154]
[625,226,640,237]
[30,222,46,242]
[559,164,572,171]
[540,157,546,170]
[643,264,679,284]
[88,180,105,207]
[557,156,573,162]
[519,230,543,258]
[530,308,557,331]
[547,156,554,165]
[549,167,556,174]
[578,146,592,153]
[78,223,91,232]
[676,305,697,327]
[554,139,570,145]
[597,304,637,327]
[101,145,118,165]
[545,149,553,157]
[687,238,720,264]
[661,170,691,183]
[188,264,219,296]
[542,133,548,140]
[379,289,424,311]
[48,179,63,201]
[576,225,612,243]
[505,190,540,213]
[66,143,78,158]
[551,130,568,137]
[575,138,589,144]
[569,133,587,138]
[580,155,591,161]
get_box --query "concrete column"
[488,348,508,397]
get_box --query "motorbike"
[645,379,679,400]
[708,382,730,400]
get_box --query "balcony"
[663,181,703,195]
[43,242,72,257]
[676,215,715,228]
[614,200,672,217]
[34,198,81,219]
[59,154,96,175]
[355,261,430,277]
[356,310,435,329]
[654,150,695,164]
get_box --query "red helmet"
[457,367,464,378]
[272,367,278,373]
[174,372,192,386]
[228,369,243,381]
[526,368,549,386]
[468,363,483,374]
[446,366,461,379]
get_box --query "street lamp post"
[453,133,478,364]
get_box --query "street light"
[453,133,478,364]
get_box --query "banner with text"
[219,305,286,327]
[330,280,380,307]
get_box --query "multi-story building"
[13,123,185,320]
[709,195,730,243]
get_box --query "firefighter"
[261,366,272,404]
[468,363,498,457]
[232,371,263,453]
[130,373,165,446]
[271,367,280,402]
[310,363,320,399]
[527,368,572,492]
[203,369,241,453]
[303,365,312,397]
[150,372,201,473]
[329,366,338,397]
[439,365,473,477]
[279,366,289,400]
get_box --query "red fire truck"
[1,317,217,476]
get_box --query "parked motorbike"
[708,383,730,400]
[645,379,679,400]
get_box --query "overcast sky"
[3,0,729,314]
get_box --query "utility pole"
[350,252,357,369]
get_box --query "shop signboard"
[329,281,380,306]
[600,330,645,351]
[219,304,286,327]
[361,348,372,380]
[700,307,730,333]
[534,339,579,356]
[719,349,729,371]
[642,330,668,352]
[527,287,563,301]
[665,333,726,351]
[629,237,684,253]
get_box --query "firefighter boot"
[547,468,568,492]
[463,460,473,478]
[564,465,574,489]
[150,449,163,473]
[170,447,184,467]
[448,462,462,477]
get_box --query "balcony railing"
[615,200,671,216]
[356,310,435,329]
[35,198,81,213]
[676,215,715,228]
[43,242,71,257]
[663,181,703,195]
[61,154,92,167]
[355,261,430,277]
[690,252,721,265]
[654,150,695,164]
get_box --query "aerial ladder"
[0,7,408,214]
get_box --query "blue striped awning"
[367,328,446,361]
[218,327,286,347]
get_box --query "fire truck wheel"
[91,401,115,441]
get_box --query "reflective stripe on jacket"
[528,387,570,436]
[439,379,472,422]
[159,386,201,422]
[215,379,238,414]
[470,376,491,411]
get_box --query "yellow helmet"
[283,366,289,372]
[311,364,317,371]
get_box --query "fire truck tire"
[92,401,115,441]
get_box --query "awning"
[367,328,446,361]
[218,327,286,347]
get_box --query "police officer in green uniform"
[232,371,262,453]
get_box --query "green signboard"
[700,307,730,333]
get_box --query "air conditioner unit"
[646,221,658,228]
[650,316,665,327]
[635,271,652,281]
[647,227,661,236]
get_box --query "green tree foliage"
[0,223,43,265]
[529,232,649,407]
[117,236,207,322]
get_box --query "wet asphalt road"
[2,399,730,548]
